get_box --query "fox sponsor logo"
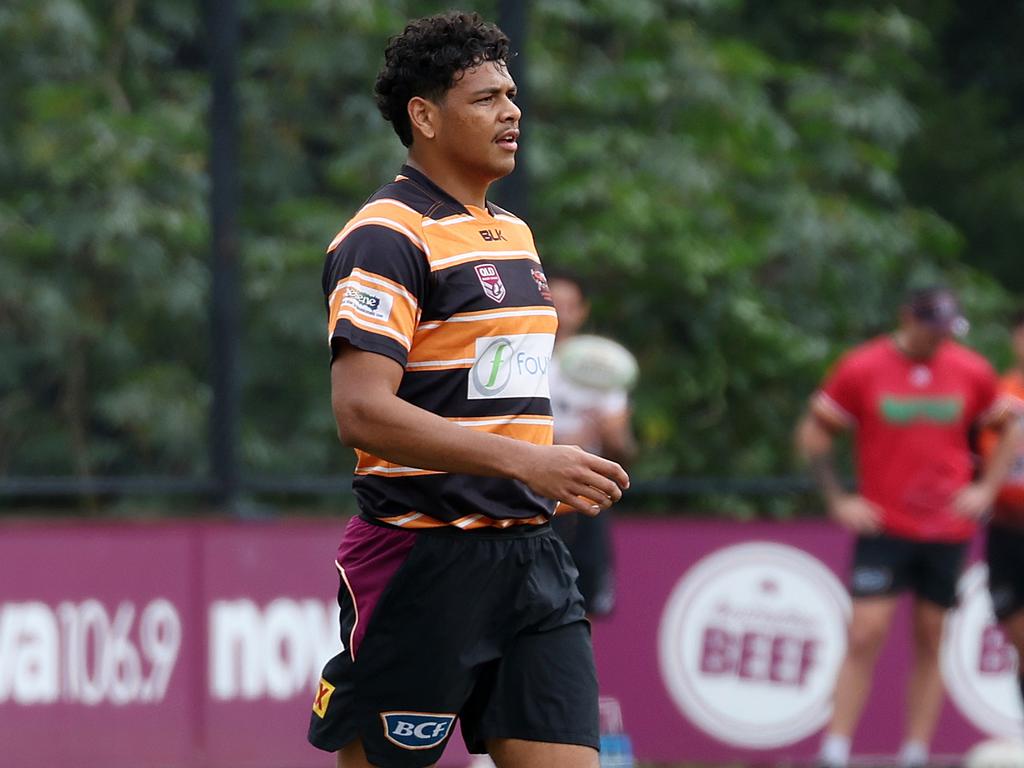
[312,678,334,718]
[474,263,506,303]
[381,711,455,749]
[467,333,553,400]
[341,284,393,322]
[478,228,507,242]
[941,563,1022,738]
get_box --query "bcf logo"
[381,712,456,750]
[658,542,850,748]
[941,563,1023,739]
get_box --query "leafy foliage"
[0,0,1019,511]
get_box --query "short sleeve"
[322,224,429,367]
[969,359,1002,425]
[811,350,864,428]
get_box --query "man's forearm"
[808,453,846,503]
[336,389,537,482]
[979,416,1024,493]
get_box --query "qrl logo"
[474,263,506,303]
[381,712,455,750]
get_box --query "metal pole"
[495,0,530,220]
[207,0,240,512]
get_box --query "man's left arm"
[956,408,1024,519]
[595,405,637,466]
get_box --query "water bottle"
[598,696,634,768]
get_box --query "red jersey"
[812,336,1000,542]
[980,370,1024,523]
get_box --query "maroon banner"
[0,517,1016,767]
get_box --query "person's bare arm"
[954,412,1024,519]
[795,410,882,534]
[332,345,629,515]
[595,406,637,466]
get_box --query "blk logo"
[479,228,507,242]
[381,712,456,749]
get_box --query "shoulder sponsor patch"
[340,282,394,322]
[312,678,335,719]
[380,711,456,750]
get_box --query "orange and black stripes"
[323,165,557,528]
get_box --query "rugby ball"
[964,738,1024,768]
[556,334,638,392]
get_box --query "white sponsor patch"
[468,333,553,400]
[340,283,393,322]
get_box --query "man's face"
[433,60,521,184]
[900,309,949,359]
[550,278,588,338]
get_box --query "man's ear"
[408,96,438,141]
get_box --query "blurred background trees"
[1,0,1020,511]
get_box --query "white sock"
[899,740,928,768]
[819,734,851,767]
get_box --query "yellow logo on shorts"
[313,678,335,718]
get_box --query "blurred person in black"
[548,273,637,618]
[979,309,1024,715]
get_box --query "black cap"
[907,287,969,337]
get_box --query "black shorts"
[308,515,598,768]
[551,511,615,617]
[849,533,969,608]
[986,522,1024,621]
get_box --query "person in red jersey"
[306,12,629,768]
[796,286,1024,768]
[980,309,1024,714]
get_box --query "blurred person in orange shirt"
[980,309,1024,713]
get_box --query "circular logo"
[471,338,513,396]
[941,563,1022,739]
[658,542,850,748]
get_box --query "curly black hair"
[374,11,511,147]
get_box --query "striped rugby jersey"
[323,165,558,530]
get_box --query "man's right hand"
[518,444,629,516]
[829,493,883,534]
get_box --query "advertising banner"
[0,517,1016,767]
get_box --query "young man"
[548,273,637,617]
[307,13,629,768]
[795,286,1024,768]
[981,310,1024,712]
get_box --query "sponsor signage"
[941,563,1023,738]
[467,333,553,400]
[658,542,850,747]
[0,518,1007,766]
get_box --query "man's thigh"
[461,620,599,755]
[987,523,1024,621]
[487,737,598,768]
